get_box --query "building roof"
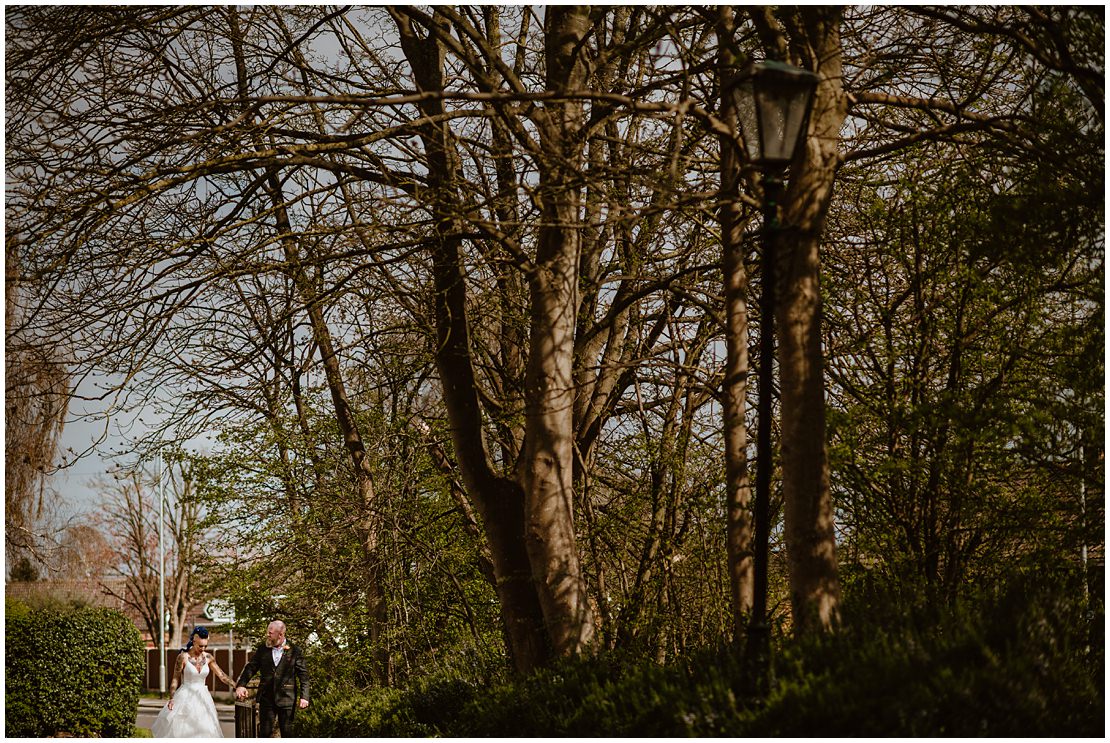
[5,579,225,647]
[6,577,133,614]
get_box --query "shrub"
[295,674,483,737]
[294,685,403,737]
[5,598,146,737]
[746,572,1104,736]
[294,571,1103,737]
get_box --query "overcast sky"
[50,371,195,523]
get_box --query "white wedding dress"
[151,655,223,738]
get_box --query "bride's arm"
[207,654,234,688]
[169,653,185,694]
[168,653,185,709]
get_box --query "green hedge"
[745,577,1104,736]
[295,572,1103,736]
[5,598,146,737]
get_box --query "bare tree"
[50,523,113,582]
[93,458,211,648]
[8,5,1094,677]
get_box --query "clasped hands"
[234,686,309,709]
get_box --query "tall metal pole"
[1079,441,1088,607]
[743,170,785,695]
[158,452,167,696]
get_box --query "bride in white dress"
[151,627,234,738]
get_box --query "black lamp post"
[728,59,818,687]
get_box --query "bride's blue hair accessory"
[184,625,210,652]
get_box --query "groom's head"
[266,620,287,647]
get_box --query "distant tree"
[10,556,38,582]
[5,242,70,565]
[92,456,213,648]
[51,524,113,583]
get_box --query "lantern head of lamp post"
[730,60,820,170]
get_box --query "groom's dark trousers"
[258,703,293,738]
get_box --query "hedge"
[5,598,146,737]
[292,572,1103,737]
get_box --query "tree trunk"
[775,7,845,634]
[226,8,389,677]
[390,7,551,674]
[717,7,755,643]
[483,6,528,468]
[520,5,596,658]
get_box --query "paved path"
[136,698,237,737]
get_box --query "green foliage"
[296,673,487,737]
[447,649,748,736]
[582,420,734,655]
[754,572,1103,736]
[191,378,507,687]
[294,684,404,737]
[296,572,1102,736]
[5,598,146,737]
[825,128,1103,601]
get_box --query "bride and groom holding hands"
[152,619,310,738]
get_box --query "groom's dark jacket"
[236,642,310,709]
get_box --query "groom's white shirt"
[272,645,284,665]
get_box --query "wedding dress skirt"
[151,656,223,738]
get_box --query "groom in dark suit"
[235,620,310,737]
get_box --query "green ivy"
[5,598,146,737]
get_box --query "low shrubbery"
[298,572,1102,736]
[5,598,146,737]
[749,573,1103,736]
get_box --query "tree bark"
[390,7,551,674]
[519,5,596,658]
[775,7,845,634]
[717,7,756,644]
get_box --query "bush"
[296,649,747,736]
[449,651,724,736]
[295,675,482,737]
[295,572,1103,736]
[294,684,403,737]
[744,571,1104,736]
[5,598,146,737]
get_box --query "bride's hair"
[184,625,210,652]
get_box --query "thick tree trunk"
[717,7,755,643]
[390,7,551,674]
[428,223,551,673]
[522,244,595,656]
[776,7,845,635]
[519,5,596,658]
